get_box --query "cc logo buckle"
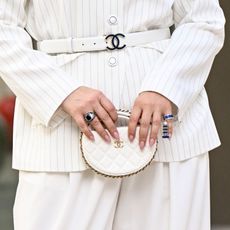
[105,33,126,50]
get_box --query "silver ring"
[162,121,170,138]
[163,114,174,120]
[84,111,96,123]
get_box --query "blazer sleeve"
[0,0,82,128]
[138,0,225,121]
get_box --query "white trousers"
[13,152,210,230]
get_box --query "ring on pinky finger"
[162,121,170,139]
[163,114,174,121]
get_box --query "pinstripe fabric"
[0,0,225,171]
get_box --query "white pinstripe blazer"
[0,0,225,171]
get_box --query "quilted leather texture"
[81,126,157,177]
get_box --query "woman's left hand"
[128,91,173,150]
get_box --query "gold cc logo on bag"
[113,140,124,148]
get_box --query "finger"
[138,109,152,150]
[74,115,95,141]
[128,106,142,142]
[93,102,119,139]
[149,111,162,143]
[90,116,111,143]
[165,120,173,138]
[99,95,118,122]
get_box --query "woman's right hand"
[61,86,119,142]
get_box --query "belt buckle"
[105,33,126,50]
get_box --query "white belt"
[36,28,170,54]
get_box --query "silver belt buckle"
[105,33,126,50]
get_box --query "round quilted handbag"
[80,109,157,178]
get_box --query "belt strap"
[36,28,170,54]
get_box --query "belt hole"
[82,43,85,46]
[94,43,96,45]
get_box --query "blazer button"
[108,57,117,67]
[108,15,118,25]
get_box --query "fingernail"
[114,131,119,140]
[129,135,134,142]
[105,134,111,143]
[149,138,155,147]
[89,135,95,141]
[139,141,145,150]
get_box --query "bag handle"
[116,109,131,120]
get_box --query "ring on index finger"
[84,111,96,124]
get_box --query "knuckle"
[92,119,100,126]
[140,121,149,128]
[88,96,98,104]
[112,114,118,121]
[142,102,150,107]
[79,123,89,132]
[100,131,108,138]
[93,105,100,112]
[134,100,142,107]
[78,124,85,130]
[110,110,118,120]
[152,119,161,126]
[100,114,110,122]
[83,130,91,137]
[75,119,85,129]
[77,104,87,111]
[82,129,91,138]
[95,90,103,98]
[108,125,117,132]
[130,117,139,124]
[107,127,116,136]
[107,105,115,113]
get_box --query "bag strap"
[116,109,131,120]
